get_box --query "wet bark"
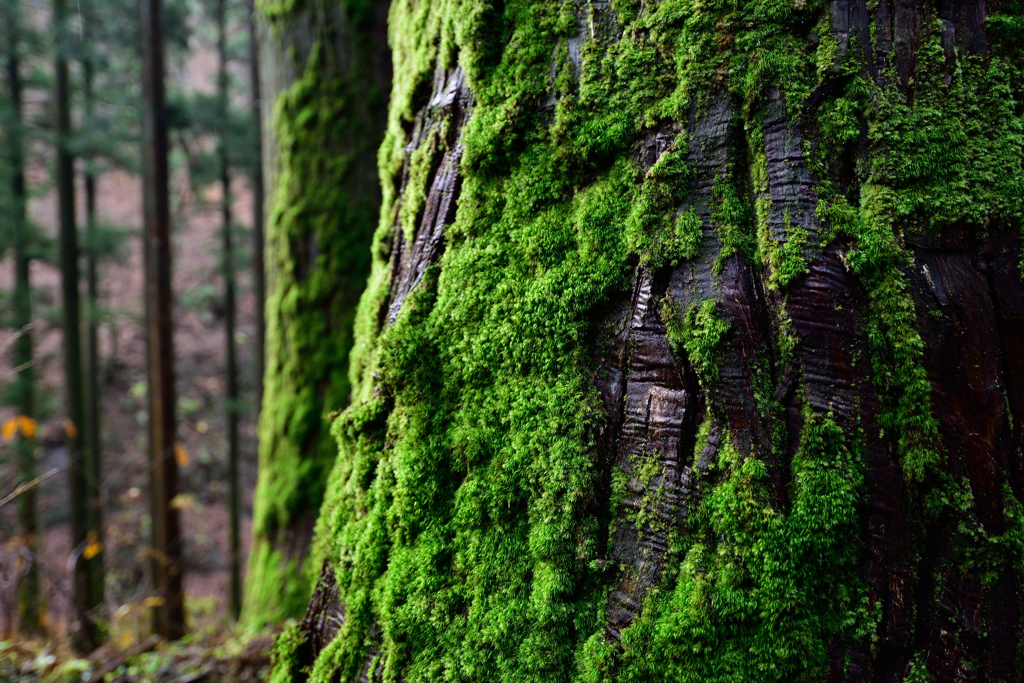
[277,0,1024,680]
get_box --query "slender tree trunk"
[273,1,1024,681]
[54,0,100,652]
[5,0,42,637]
[248,0,265,429]
[216,0,242,621]
[241,0,390,628]
[81,3,105,620]
[140,0,185,640]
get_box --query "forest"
[0,0,1023,681]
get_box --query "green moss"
[625,142,700,266]
[610,418,874,681]
[839,184,943,482]
[902,655,933,683]
[666,299,731,384]
[268,621,307,683]
[282,0,1024,679]
[869,31,1024,228]
[244,0,384,627]
[712,180,757,274]
[767,210,809,288]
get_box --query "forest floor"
[0,630,273,682]
[0,22,272,678]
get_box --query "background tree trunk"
[55,0,102,652]
[248,0,266,448]
[214,0,243,621]
[273,0,1024,681]
[141,0,186,640]
[242,0,391,627]
[4,0,43,637]
[81,0,106,622]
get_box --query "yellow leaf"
[119,633,135,647]
[174,443,189,467]
[1,418,17,442]
[83,532,103,561]
[144,596,166,608]
[169,493,193,511]
[63,419,79,439]
[17,415,37,440]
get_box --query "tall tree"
[214,0,242,621]
[2,0,42,637]
[54,0,101,652]
[80,0,105,622]
[241,0,391,627]
[248,0,265,433]
[270,0,1024,681]
[140,0,185,640]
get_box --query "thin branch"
[0,468,60,509]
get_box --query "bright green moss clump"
[665,299,730,384]
[244,0,385,628]
[589,418,872,681]
[274,0,1024,680]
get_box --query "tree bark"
[248,0,266,423]
[81,0,106,622]
[215,0,243,620]
[242,0,391,627]
[55,0,102,652]
[4,0,42,637]
[273,0,1024,681]
[141,0,185,640]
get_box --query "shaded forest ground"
[0,632,271,681]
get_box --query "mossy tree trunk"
[272,0,1024,681]
[243,0,391,628]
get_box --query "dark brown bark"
[141,0,185,640]
[279,0,1024,680]
[81,0,105,622]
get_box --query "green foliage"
[834,184,943,482]
[712,180,756,273]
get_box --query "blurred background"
[0,0,265,655]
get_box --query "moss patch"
[244,0,384,627]
[274,0,1024,679]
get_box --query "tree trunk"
[81,1,106,621]
[248,0,266,424]
[215,0,243,621]
[273,0,1024,681]
[4,0,43,637]
[54,0,101,652]
[242,0,391,628]
[140,0,186,640]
